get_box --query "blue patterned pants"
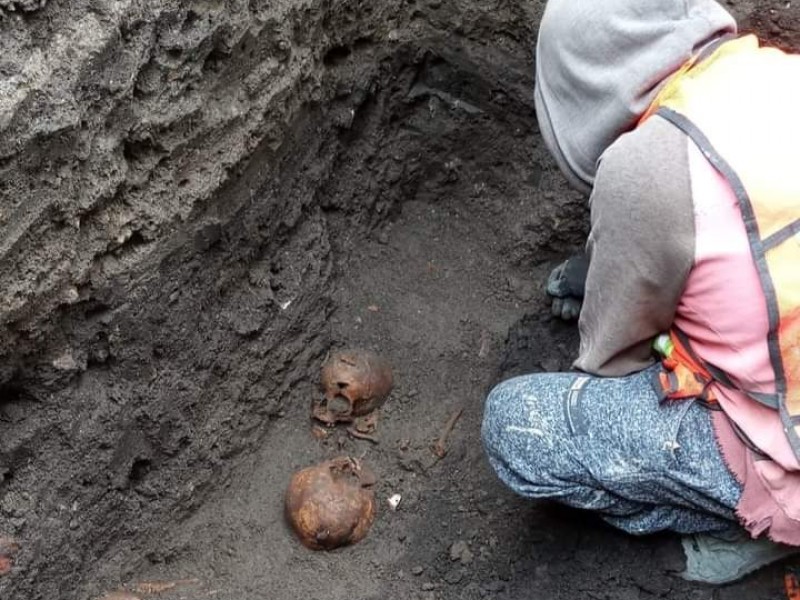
[482,366,742,535]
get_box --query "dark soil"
[0,1,798,599]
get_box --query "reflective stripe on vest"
[642,35,800,459]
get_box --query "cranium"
[285,456,376,550]
[312,349,393,425]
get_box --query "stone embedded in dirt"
[540,357,560,373]
[0,536,19,576]
[480,580,506,595]
[449,540,474,565]
[285,456,376,550]
[52,351,82,372]
[444,568,464,585]
[313,349,394,425]
[387,493,402,510]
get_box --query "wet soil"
[0,1,799,599]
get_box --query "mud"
[0,1,797,599]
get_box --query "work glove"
[546,253,589,321]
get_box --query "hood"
[534,0,736,194]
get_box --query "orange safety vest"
[641,35,800,459]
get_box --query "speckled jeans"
[482,365,742,535]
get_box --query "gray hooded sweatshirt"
[533,0,737,374]
[535,0,736,194]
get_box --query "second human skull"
[313,349,393,425]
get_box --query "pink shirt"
[676,142,800,542]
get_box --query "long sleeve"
[573,117,696,376]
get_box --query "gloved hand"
[546,254,589,321]
[550,296,582,321]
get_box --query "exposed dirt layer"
[0,1,798,599]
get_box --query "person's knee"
[482,374,573,496]
[482,377,531,462]
[483,372,578,464]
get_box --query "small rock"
[63,286,80,304]
[52,351,80,371]
[421,582,435,591]
[444,568,464,585]
[450,540,467,561]
[412,566,425,576]
[540,357,560,373]
[449,540,473,564]
[481,580,506,594]
[387,493,402,510]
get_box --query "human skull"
[313,349,393,425]
[285,456,376,550]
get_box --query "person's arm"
[574,117,696,376]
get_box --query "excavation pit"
[0,1,796,599]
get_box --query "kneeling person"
[483,0,800,584]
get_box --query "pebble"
[421,582,435,591]
[481,580,506,594]
[52,351,80,371]
[411,566,425,576]
[444,568,464,585]
[449,540,474,564]
[539,357,560,373]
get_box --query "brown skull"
[313,349,393,425]
[285,456,376,550]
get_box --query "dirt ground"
[0,1,799,599]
